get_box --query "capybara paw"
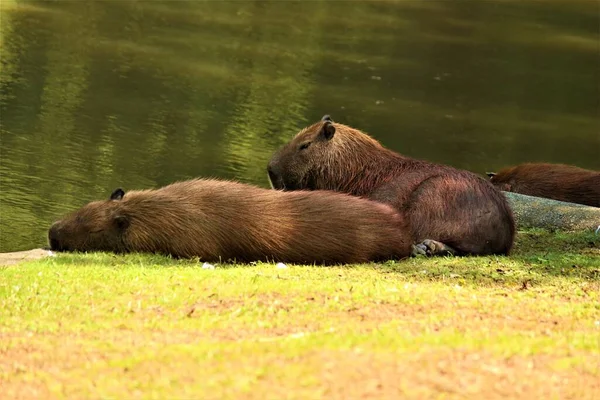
[411,244,428,257]
[413,239,457,257]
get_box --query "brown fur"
[267,116,516,256]
[488,163,600,207]
[48,178,414,264]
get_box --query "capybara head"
[48,188,130,252]
[486,171,513,192]
[267,115,384,191]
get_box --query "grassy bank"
[1,229,599,399]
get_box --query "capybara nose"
[48,223,62,251]
[267,164,281,189]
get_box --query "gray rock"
[503,191,600,232]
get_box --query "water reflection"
[1,0,598,251]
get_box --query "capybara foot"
[411,239,457,257]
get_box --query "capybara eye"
[299,142,311,151]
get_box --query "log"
[502,191,600,232]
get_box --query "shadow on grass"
[40,229,599,286]
[376,229,599,286]
[509,229,599,277]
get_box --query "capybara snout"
[267,162,282,190]
[48,222,63,251]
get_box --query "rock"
[201,262,215,270]
[503,191,600,232]
[0,248,52,266]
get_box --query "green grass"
[1,229,599,399]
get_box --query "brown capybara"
[47,178,414,265]
[487,163,600,208]
[267,115,516,256]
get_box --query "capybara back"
[48,178,413,264]
[488,163,600,207]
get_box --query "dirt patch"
[303,349,600,400]
[2,334,597,400]
[180,293,596,339]
[0,249,51,267]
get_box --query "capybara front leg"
[411,239,457,257]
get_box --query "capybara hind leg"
[401,175,513,256]
[411,239,457,257]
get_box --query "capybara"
[48,178,414,264]
[487,163,600,207]
[267,115,516,256]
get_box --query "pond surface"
[1,0,598,251]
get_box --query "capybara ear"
[486,172,496,179]
[321,115,333,122]
[320,121,336,141]
[110,188,125,200]
[113,215,129,230]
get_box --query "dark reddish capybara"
[487,163,600,208]
[48,178,414,265]
[267,115,516,256]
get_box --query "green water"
[1,0,598,251]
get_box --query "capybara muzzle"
[267,162,284,190]
[48,222,64,251]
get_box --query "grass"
[1,229,599,399]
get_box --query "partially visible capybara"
[267,115,516,256]
[487,163,600,208]
[48,178,414,264]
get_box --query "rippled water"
[1,0,598,251]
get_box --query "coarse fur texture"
[48,178,414,265]
[268,116,516,256]
[488,163,600,208]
